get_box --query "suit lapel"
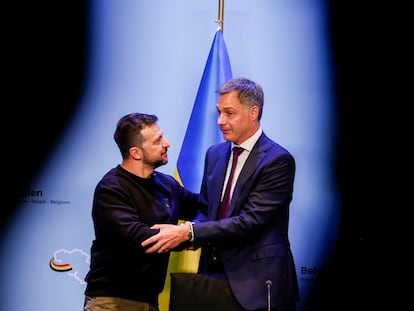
[210,144,232,219]
[228,135,269,216]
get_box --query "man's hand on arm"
[141,222,192,253]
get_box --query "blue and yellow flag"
[173,29,233,192]
[159,29,232,311]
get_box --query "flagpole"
[216,0,224,31]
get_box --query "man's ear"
[250,105,259,120]
[129,146,142,160]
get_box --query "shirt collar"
[232,128,262,152]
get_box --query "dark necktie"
[219,147,244,219]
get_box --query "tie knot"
[232,147,244,157]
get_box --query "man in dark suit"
[142,77,299,311]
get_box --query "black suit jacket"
[193,132,299,310]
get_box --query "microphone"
[265,280,272,311]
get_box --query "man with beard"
[84,113,203,311]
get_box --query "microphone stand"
[265,280,272,311]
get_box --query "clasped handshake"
[141,222,194,254]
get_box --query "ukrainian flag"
[159,28,232,310]
[174,29,233,192]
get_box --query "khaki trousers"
[83,296,159,311]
